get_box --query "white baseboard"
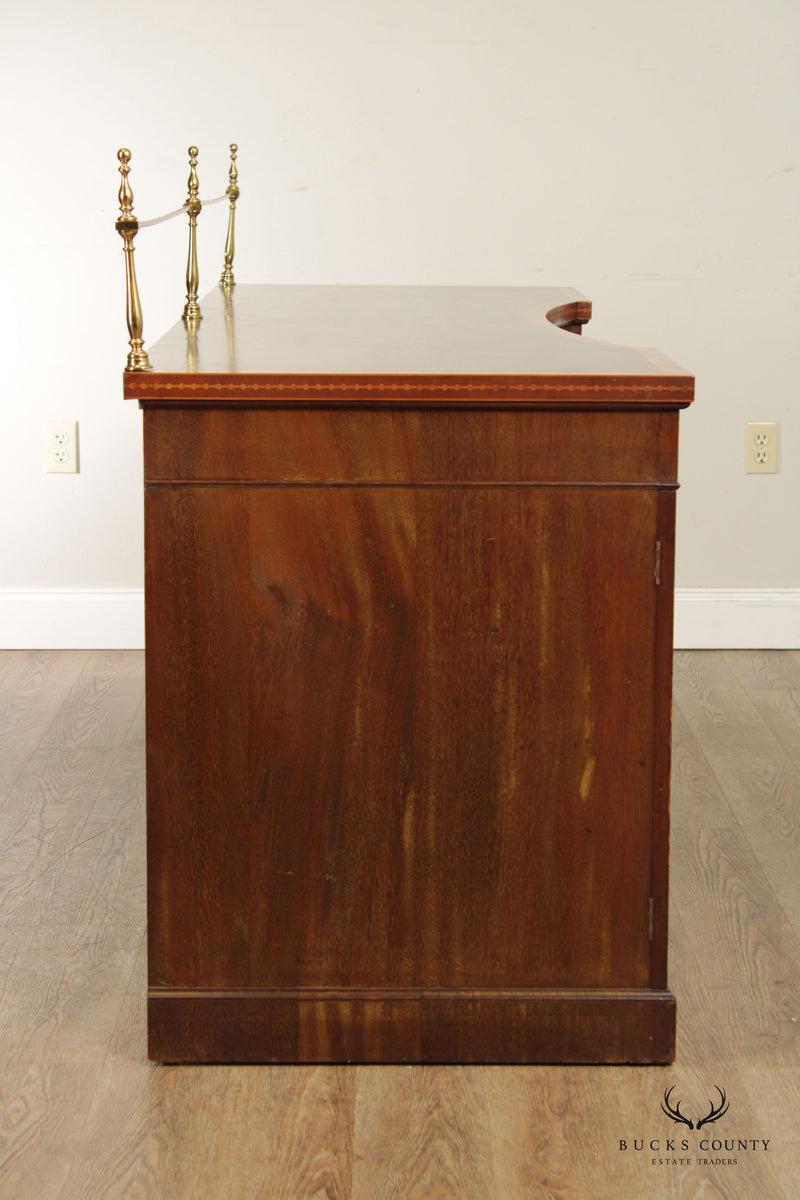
[1,588,799,651]
[673,588,800,649]
[0,589,145,650]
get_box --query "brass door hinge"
[648,897,655,941]
[654,542,662,587]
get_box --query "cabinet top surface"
[125,285,694,406]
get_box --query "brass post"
[182,146,202,325]
[219,143,239,291]
[222,286,236,370]
[115,149,152,371]
[185,321,199,373]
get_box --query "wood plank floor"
[0,650,798,1198]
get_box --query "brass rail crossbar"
[115,144,239,371]
[138,194,228,229]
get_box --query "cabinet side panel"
[145,482,659,992]
[410,486,659,989]
[145,486,255,986]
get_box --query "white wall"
[1,0,798,645]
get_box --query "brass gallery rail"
[115,143,239,371]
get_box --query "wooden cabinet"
[127,285,693,1063]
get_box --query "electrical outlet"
[745,421,778,474]
[46,420,79,473]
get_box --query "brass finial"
[182,146,202,325]
[219,143,239,291]
[115,148,152,371]
[187,146,200,203]
[117,147,134,217]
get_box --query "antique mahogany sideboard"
[126,284,694,1064]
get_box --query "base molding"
[148,986,676,1064]
[674,588,800,649]
[0,589,144,650]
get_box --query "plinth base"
[148,987,676,1064]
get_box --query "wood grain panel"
[143,408,673,485]
[0,1065,107,1200]
[670,703,738,830]
[145,485,659,1014]
[40,651,144,750]
[728,649,800,760]
[671,826,800,1066]
[353,1066,492,1200]
[0,741,143,1067]
[0,679,74,762]
[674,651,800,943]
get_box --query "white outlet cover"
[46,420,79,473]
[745,421,778,474]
